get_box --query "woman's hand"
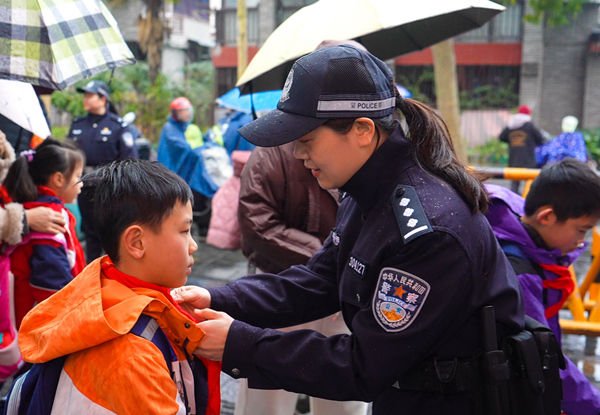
[193,308,233,361]
[26,207,66,234]
[171,286,211,316]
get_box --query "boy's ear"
[122,225,145,260]
[352,118,376,147]
[536,206,557,226]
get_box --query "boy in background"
[17,160,221,414]
[485,158,600,415]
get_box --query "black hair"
[324,90,488,214]
[4,138,85,203]
[524,159,600,221]
[82,159,194,263]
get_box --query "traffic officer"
[68,80,138,261]
[172,45,524,414]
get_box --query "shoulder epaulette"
[390,185,433,244]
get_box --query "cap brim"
[76,86,109,99]
[238,109,328,147]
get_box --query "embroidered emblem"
[72,129,82,135]
[390,185,433,244]
[122,132,134,147]
[347,254,367,278]
[372,267,430,332]
[100,127,112,135]
[281,69,294,103]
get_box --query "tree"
[498,0,590,26]
[138,0,165,83]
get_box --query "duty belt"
[393,357,480,394]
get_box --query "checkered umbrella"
[0,0,136,90]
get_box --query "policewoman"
[68,80,138,261]
[173,45,524,414]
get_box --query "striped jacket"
[18,258,221,414]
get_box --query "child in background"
[16,160,221,414]
[485,158,600,415]
[3,138,86,328]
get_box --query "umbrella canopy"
[0,80,51,139]
[216,88,283,114]
[0,0,136,90]
[237,0,504,94]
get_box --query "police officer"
[172,45,524,414]
[68,80,138,261]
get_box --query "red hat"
[170,97,192,111]
[517,105,531,115]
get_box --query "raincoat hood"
[485,184,584,266]
[19,257,206,363]
[507,113,532,130]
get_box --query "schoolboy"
[17,159,221,415]
[485,158,600,415]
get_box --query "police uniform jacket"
[207,127,524,414]
[68,111,138,167]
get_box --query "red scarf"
[101,257,198,323]
[538,263,575,319]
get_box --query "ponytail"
[4,138,85,203]
[395,97,488,214]
[4,155,38,202]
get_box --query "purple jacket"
[485,184,600,415]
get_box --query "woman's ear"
[353,118,376,148]
[122,225,145,260]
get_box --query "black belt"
[393,357,479,394]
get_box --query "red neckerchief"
[37,185,62,200]
[0,185,11,205]
[101,257,198,323]
[538,263,575,319]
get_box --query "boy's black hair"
[524,159,600,222]
[4,138,84,203]
[82,159,193,263]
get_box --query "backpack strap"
[130,314,175,373]
[501,243,549,307]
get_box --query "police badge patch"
[372,267,430,332]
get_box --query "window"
[216,7,259,46]
[276,0,318,26]
[456,1,524,43]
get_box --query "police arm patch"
[372,267,430,332]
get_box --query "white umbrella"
[237,0,505,93]
[0,80,51,139]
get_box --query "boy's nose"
[189,235,198,254]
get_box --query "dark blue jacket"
[208,127,524,414]
[68,112,138,167]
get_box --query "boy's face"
[144,200,197,288]
[539,213,600,255]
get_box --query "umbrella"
[236,0,504,94]
[0,80,51,139]
[216,88,283,114]
[0,0,136,90]
[218,84,411,114]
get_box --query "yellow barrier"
[473,167,600,335]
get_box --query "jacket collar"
[340,126,415,213]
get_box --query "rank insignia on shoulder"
[390,185,433,244]
[372,267,430,332]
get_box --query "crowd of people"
[0,44,597,415]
